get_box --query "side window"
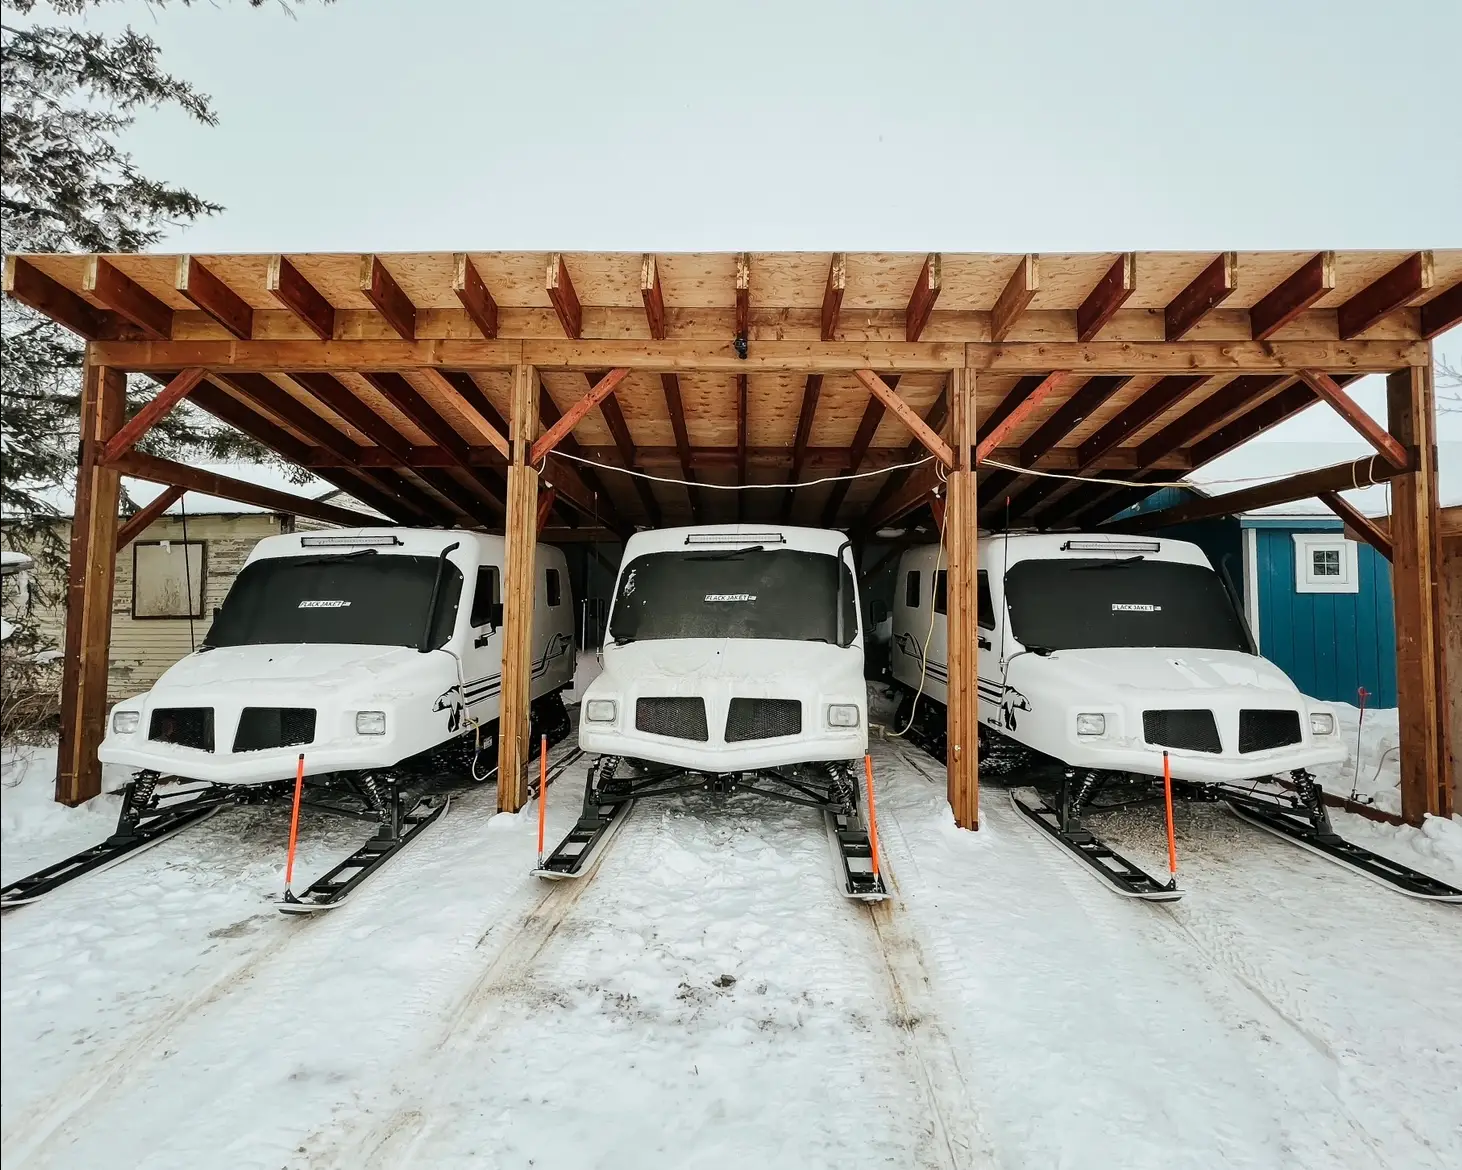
[470,566,501,627]
[977,571,995,630]
[933,570,947,615]
[546,568,562,608]
[905,570,921,609]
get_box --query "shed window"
[546,568,562,607]
[1293,534,1359,594]
[132,541,205,619]
[905,570,921,609]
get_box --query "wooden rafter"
[115,486,185,551]
[1133,374,1287,467]
[83,257,172,339]
[1297,370,1408,468]
[290,371,411,462]
[821,254,846,341]
[865,378,950,523]
[975,371,1067,465]
[4,257,117,340]
[822,378,896,526]
[1076,375,1206,469]
[175,256,252,339]
[417,367,510,458]
[1337,251,1433,339]
[360,255,416,340]
[735,372,749,484]
[734,253,751,347]
[452,254,498,339]
[1319,491,1393,560]
[660,372,702,521]
[536,485,559,534]
[547,252,582,339]
[906,253,941,342]
[100,367,207,463]
[594,372,661,526]
[1164,252,1236,340]
[1250,252,1334,340]
[267,256,335,340]
[1017,375,1129,465]
[1419,280,1462,339]
[1076,253,1135,341]
[641,254,667,340]
[783,373,824,521]
[853,370,954,468]
[529,367,630,464]
[990,254,1038,343]
[538,385,627,534]
[434,369,510,440]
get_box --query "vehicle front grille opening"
[232,707,317,753]
[725,698,802,742]
[1238,709,1302,754]
[635,697,710,741]
[148,707,215,752]
[1142,709,1221,754]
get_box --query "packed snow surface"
[3,708,1460,1170]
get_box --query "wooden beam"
[1077,375,1207,469]
[359,254,416,340]
[641,254,667,341]
[536,485,558,535]
[108,450,384,528]
[734,253,751,347]
[1189,380,1321,466]
[418,367,510,459]
[100,367,207,463]
[945,366,978,829]
[1386,365,1450,820]
[660,371,701,521]
[864,379,950,525]
[267,255,335,340]
[452,253,499,339]
[853,369,953,468]
[547,252,582,339]
[83,257,172,339]
[822,381,894,527]
[530,367,629,464]
[1338,252,1433,339]
[175,256,252,339]
[363,372,475,466]
[57,363,125,805]
[595,374,661,526]
[438,369,508,435]
[736,372,749,512]
[906,253,941,342]
[290,371,412,463]
[821,253,846,341]
[499,364,540,812]
[1076,253,1135,342]
[3,256,114,340]
[538,383,627,534]
[784,373,824,520]
[1164,252,1237,341]
[1018,375,1130,464]
[1250,252,1334,340]
[116,486,186,551]
[1296,370,1408,469]
[1419,280,1462,340]
[1134,374,1287,467]
[990,254,1038,343]
[975,371,1066,465]
[1117,455,1409,531]
[1319,491,1392,560]
[191,377,315,465]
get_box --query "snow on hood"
[1012,646,1303,699]
[595,637,859,691]
[148,643,441,702]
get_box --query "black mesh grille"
[232,707,317,753]
[149,707,215,752]
[635,697,709,741]
[1238,709,1302,754]
[1142,709,1221,754]
[725,698,802,742]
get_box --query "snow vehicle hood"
[598,636,861,686]
[149,643,446,703]
[1017,646,1301,697]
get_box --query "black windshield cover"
[205,554,462,649]
[609,548,857,644]
[1004,558,1250,652]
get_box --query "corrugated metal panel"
[1253,526,1396,706]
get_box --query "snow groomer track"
[3,738,1461,1170]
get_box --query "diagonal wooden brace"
[100,367,207,464]
[530,368,630,465]
[853,369,954,469]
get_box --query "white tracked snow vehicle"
[2,528,576,912]
[537,525,886,900]
[889,532,1459,903]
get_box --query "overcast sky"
[46,0,1462,438]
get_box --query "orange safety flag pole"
[536,733,548,865]
[1162,750,1178,888]
[863,754,881,880]
[284,752,306,893]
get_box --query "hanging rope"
[541,449,934,491]
[179,493,197,653]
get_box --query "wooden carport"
[5,249,1458,825]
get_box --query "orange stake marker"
[284,752,306,893]
[1162,750,1179,887]
[536,733,548,865]
[863,754,881,880]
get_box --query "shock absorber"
[358,772,387,815]
[121,771,160,828]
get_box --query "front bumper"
[579,721,865,773]
[1058,738,1347,782]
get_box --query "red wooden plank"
[100,367,206,463]
[1298,370,1408,468]
[4,256,114,340]
[84,257,173,339]
[821,253,846,341]
[547,252,582,339]
[1076,253,1135,342]
[267,255,335,340]
[1076,375,1207,468]
[1164,252,1236,341]
[906,253,941,341]
[1337,251,1433,339]
[641,254,667,340]
[1249,252,1334,340]
[453,254,499,339]
[176,255,253,339]
[530,367,630,463]
[1418,278,1462,340]
[359,255,416,340]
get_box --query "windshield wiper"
[289,548,381,568]
[1073,555,1145,570]
[686,544,764,561]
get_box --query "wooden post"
[498,363,540,813]
[1386,363,1452,821]
[56,362,125,805]
[944,367,980,829]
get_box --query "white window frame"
[1292,533,1359,594]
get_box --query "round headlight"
[111,709,140,735]
[1309,711,1335,737]
[585,699,618,723]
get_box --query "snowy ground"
[3,709,1460,1170]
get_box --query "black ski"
[824,807,888,901]
[1011,790,1181,902]
[277,794,449,914]
[1220,785,1461,903]
[1,779,227,909]
[535,757,634,880]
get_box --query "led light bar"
[1060,539,1161,554]
[682,532,786,545]
[300,534,403,547]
